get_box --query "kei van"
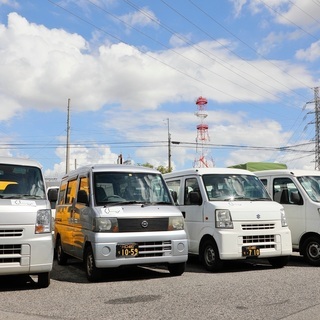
[164,168,292,271]
[255,169,320,266]
[0,157,53,288]
[54,164,188,281]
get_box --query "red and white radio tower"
[193,96,214,168]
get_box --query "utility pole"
[314,87,320,170]
[66,98,71,174]
[167,118,171,172]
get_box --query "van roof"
[164,167,254,179]
[255,169,320,177]
[61,164,160,178]
[0,157,42,168]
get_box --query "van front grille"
[0,229,23,237]
[0,244,21,264]
[243,235,275,243]
[242,224,275,230]
[137,241,172,257]
[118,218,168,232]
[0,244,21,255]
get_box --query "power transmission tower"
[307,87,320,170]
[314,87,320,170]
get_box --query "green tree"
[138,163,172,174]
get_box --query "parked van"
[54,164,188,281]
[0,157,53,288]
[255,169,320,266]
[164,168,292,271]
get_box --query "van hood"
[0,199,48,225]
[207,200,283,222]
[98,203,182,218]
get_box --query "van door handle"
[181,211,186,218]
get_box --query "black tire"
[38,272,50,288]
[302,236,320,266]
[168,262,186,276]
[56,237,68,265]
[268,256,289,268]
[84,246,102,282]
[200,239,223,272]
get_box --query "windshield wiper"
[1,194,43,200]
[249,197,271,201]
[103,200,145,207]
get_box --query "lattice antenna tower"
[193,96,214,168]
[306,87,320,170]
[314,87,320,170]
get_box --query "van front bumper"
[92,232,188,268]
[216,228,292,260]
[0,230,53,276]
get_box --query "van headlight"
[168,216,184,230]
[94,217,119,232]
[215,209,233,229]
[35,209,52,234]
[281,208,288,227]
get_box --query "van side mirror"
[48,188,58,202]
[290,191,303,205]
[189,191,202,205]
[77,190,89,205]
[171,190,177,203]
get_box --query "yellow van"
[54,164,188,281]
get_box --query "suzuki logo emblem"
[256,214,261,219]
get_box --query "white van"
[54,164,188,281]
[164,168,292,271]
[0,157,53,288]
[255,169,320,266]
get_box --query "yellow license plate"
[242,246,260,257]
[116,243,139,257]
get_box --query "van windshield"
[298,176,320,202]
[0,164,45,199]
[202,174,271,201]
[93,171,172,206]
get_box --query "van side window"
[260,179,267,187]
[77,176,89,204]
[58,180,67,205]
[184,178,202,205]
[66,179,78,204]
[166,180,180,205]
[273,178,303,205]
[79,177,89,197]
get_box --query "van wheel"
[268,256,289,268]
[38,272,50,288]
[168,262,186,276]
[200,239,223,272]
[302,237,320,266]
[84,246,102,282]
[56,237,68,265]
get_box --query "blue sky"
[0,0,320,179]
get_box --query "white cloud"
[0,0,19,8]
[0,12,315,121]
[230,0,248,17]
[169,33,193,48]
[118,7,159,29]
[296,40,320,62]
[44,144,119,178]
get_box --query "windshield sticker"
[11,200,37,207]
